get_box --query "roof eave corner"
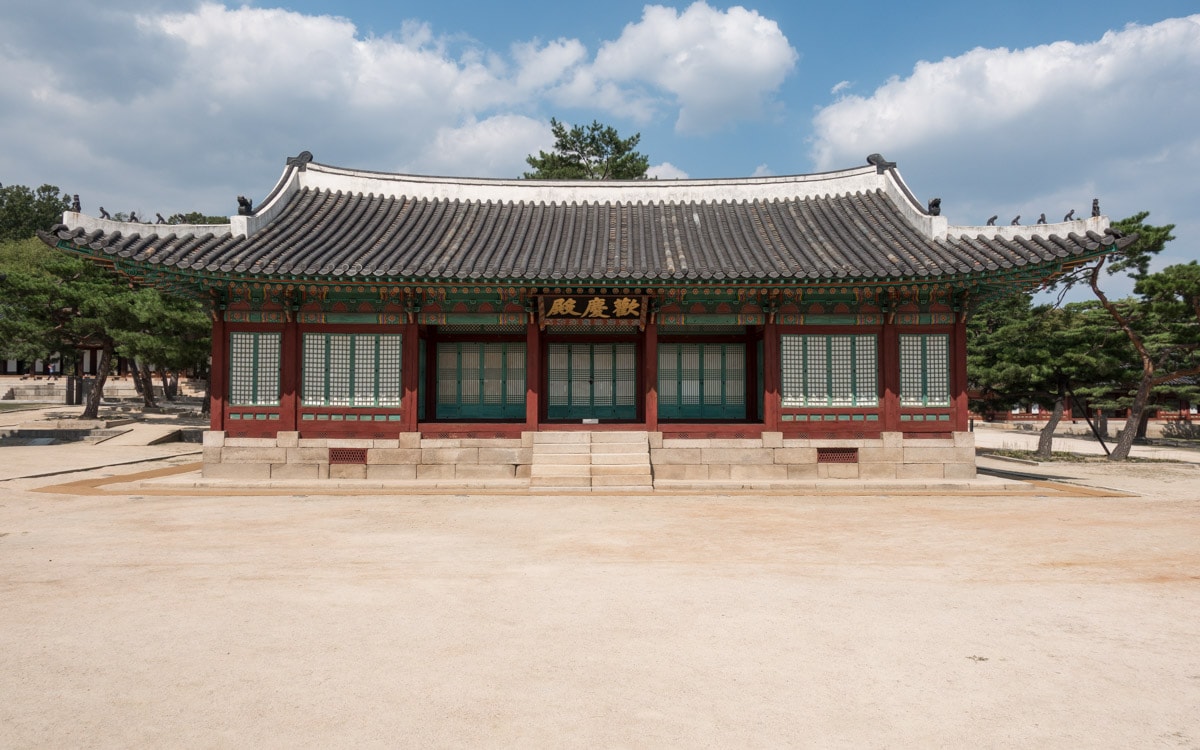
[230,152,310,237]
[877,165,946,239]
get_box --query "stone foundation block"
[701,448,773,464]
[221,447,287,464]
[477,447,530,464]
[820,463,860,479]
[456,464,517,479]
[270,463,319,480]
[787,463,820,479]
[275,431,300,448]
[859,447,903,464]
[286,447,329,464]
[953,431,976,448]
[396,433,422,448]
[326,439,373,449]
[708,464,732,480]
[943,462,977,479]
[371,439,400,449]
[202,430,226,447]
[367,464,417,480]
[896,463,945,479]
[761,432,784,448]
[652,464,710,480]
[416,464,455,480]
[202,447,222,464]
[461,438,523,448]
[515,465,532,479]
[329,464,367,479]
[529,476,592,488]
[202,462,270,479]
[650,448,704,465]
[648,432,664,449]
[419,438,462,449]
[903,446,974,464]
[859,462,899,479]
[780,439,812,448]
[881,432,904,448]
[773,448,817,465]
[422,448,479,465]
[224,437,278,448]
[367,448,422,465]
[730,464,788,480]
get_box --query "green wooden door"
[657,342,746,420]
[547,342,637,420]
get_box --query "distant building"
[42,152,1131,487]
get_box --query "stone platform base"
[201,430,976,488]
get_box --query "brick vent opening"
[816,447,858,464]
[329,448,368,464]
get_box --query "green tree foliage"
[111,289,211,406]
[0,183,71,242]
[969,295,1128,458]
[523,118,650,180]
[1048,212,1200,459]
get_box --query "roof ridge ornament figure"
[986,215,997,226]
[71,195,80,212]
[129,210,140,223]
[866,153,896,173]
[237,196,254,216]
[99,207,110,219]
[1092,198,1101,218]
[156,213,167,224]
[1010,215,1021,225]
[1064,209,1075,222]
[927,198,941,216]
[1037,213,1047,224]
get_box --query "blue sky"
[2,0,1197,292]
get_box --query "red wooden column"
[762,320,781,431]
[525,319,541,431]
[401,320,421,433]
[279,316,299,432]
[881,321,901,432]
[952,316,969,432]
[209,313,227,432]
[643,316,658,431]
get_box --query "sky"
[2,0,1198,291]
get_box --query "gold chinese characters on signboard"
[538,295,647,328]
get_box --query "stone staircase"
[529,431,653,492]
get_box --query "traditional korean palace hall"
[43,152,1130,489]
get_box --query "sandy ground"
[2,432,1199,748]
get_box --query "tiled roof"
[43,155,1133,285]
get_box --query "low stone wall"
[651,432,975,481]
[201,430,975,484]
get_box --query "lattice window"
[900,334,950,407]
[229,332,280,406]
[436,341,525,419]
[658,343,746,420]
[547,342,637,420]
[302,334,403,407]
[780,335,877,408]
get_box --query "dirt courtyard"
[2,458,1199,748]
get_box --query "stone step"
[531,443,591,455]
[589,452,651,466]
[529,476,594,488]
[591,475,654,488]
[589,464,653,477]
[589,442,650,454]
[530,464,592,477]
[590,431,648,443]
[531,432,591,444]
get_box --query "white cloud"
[648,162,689,179]
[808,15,1200,245]
[751,164,773,177]
[830,80,851,96]
[409,114,550,177]
[0,1,799,214]
[590,3,797,133]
